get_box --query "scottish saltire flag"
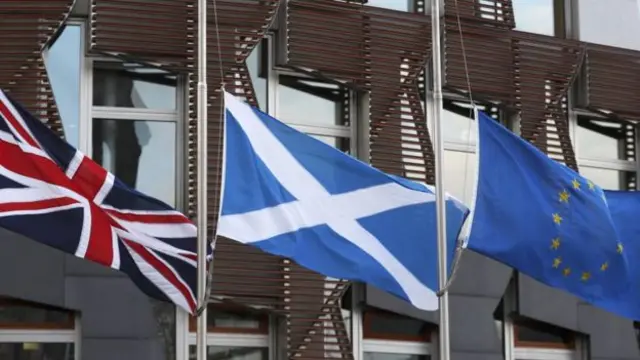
[468,111,631,307]
[0,89,207,314]
[218,92,469,310]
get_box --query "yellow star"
[587,180,595,191]
[581,272,591,281]
[559,190,570,203]
[601,262,609,271]
[552,257,562,268]
[550,237,561,250]
[572,179,581,190]
[563,268,571,277]
[553,213,562,225]
[617,243,624,254]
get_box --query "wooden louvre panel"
[444,0,515,28]
[511,31,583,171]
[582,43,640,120]
[0,1,74,137]
[443,14,514,103]
[90,0,195,71]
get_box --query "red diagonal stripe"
[125,240,197,314]
[83,204,116,267]
[105,209,193,224]
[0,99,40,149]
[0,197,78,213]
[70,155,109,201]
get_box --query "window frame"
[265,33,358,155]
[569,109,639,191]
[361,308,435,359]
[176,305,273,360]
[0,299,81,360]
[81,55,187,208]
[500,280,586,360]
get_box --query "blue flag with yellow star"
[467,111,632,310]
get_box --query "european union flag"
[468,111,631,306]
[218,92,469,311]
[598,191,640,319]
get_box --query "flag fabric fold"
[218,91,470,311]
[468,111,632,311]
[0,89,207,315]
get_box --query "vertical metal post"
[196,0,209,358]
[429,1,451,360]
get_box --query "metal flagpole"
[429,0,451,360]
[196,0,209,358]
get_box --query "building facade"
[0,0,639,359]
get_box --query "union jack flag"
[0,89,208,314]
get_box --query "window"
[257,35,356,155]
[577,0,640,50]
[439,98,502,205]
[497,281,586,360]
[275,73,352,153]
[512,0,556,35]
[184,305,270,360]
[365,0,412,12]
[0,298,79,360]
[246,40,268,111]
[43,22,84,148]
[362,309,433,360]
[574,116,637,190]
[513,318,581,360]
[89,60,182,206]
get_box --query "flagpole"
[196,0,209,359]
[429,1,451,360]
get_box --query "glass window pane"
[365,0,410,11]
[277,75,348,127]
[441,100,498,145]
[93,62,177,110]
[444,150,477,205]
[0,299,73,329]
[0,343,74,360]
[579,167,636,191]
[364,311,430,340]
[515,319,574,346]
[92,119,176,206]
[577,118,635,161]
[578,0,640,50]
[512,0,555,35]
[364,353,428,360]
[246,41,267,111]
[44,24,82,148]
[188,346,268,360]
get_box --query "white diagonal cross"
[218,92,439,310]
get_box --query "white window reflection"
[92,119,176,206]
[579,0,640,50]
[444,150,477,205]
[512,0,555,35]
[576,118,633,162]
[44,24,82,148]
[277,75,347,127]
[365,0,411,12]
